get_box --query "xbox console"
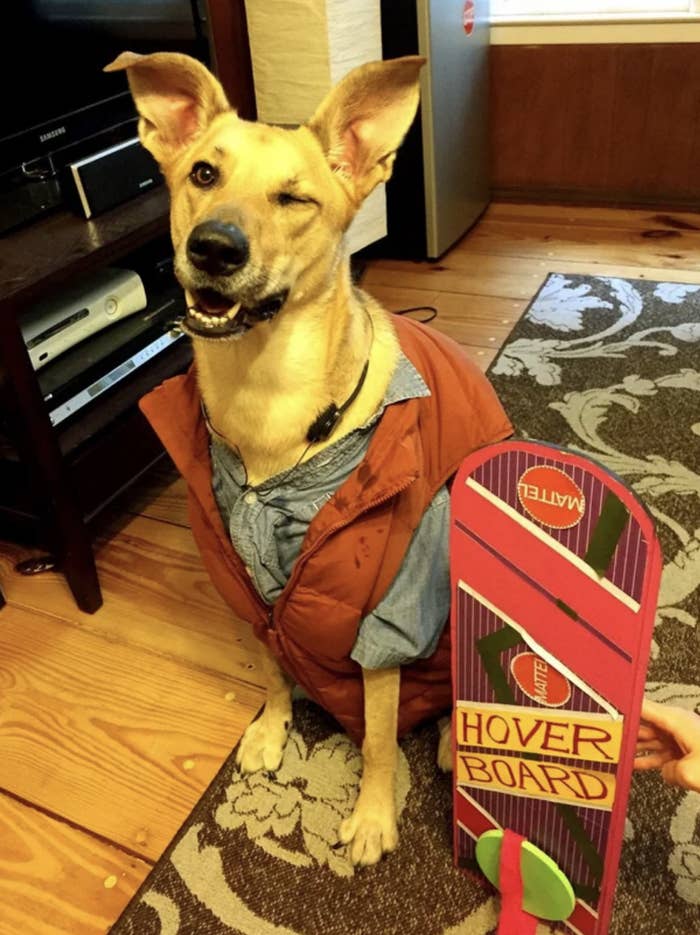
[21,267,147,370]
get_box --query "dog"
[106,50,511,867]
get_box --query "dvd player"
[38,288,189,428]
[48,330,182,427]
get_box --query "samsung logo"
[39,126,67,143]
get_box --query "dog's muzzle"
[182,220,288,338]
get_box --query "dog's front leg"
[236,642,293,774]
[339,666,400,866]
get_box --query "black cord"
[394,305,438,324]
[206,403,314,500]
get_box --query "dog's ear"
[309,56,425,202]
[104,52,230,168]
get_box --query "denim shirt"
[210,354,450,669]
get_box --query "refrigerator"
[374,0,491,260]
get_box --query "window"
[491,0,697,21]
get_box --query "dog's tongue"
[197,288,239,317]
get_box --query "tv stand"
[0,186,176,612]
[0,0,258,613]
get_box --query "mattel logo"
[517,465,585,529]
[511,652,571,708]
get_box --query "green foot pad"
[476,829,576,922]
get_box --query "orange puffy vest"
[140,315,512,745]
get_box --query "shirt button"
[244,490,258,505]
[245,565,253,576]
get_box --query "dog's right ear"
[104,52,230,168]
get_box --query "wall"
[490,43,700,208]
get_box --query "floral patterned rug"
[488,273,700,933]
[110,273,700,935]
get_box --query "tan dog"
[106,50,445,866]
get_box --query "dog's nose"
[186,221,249,276]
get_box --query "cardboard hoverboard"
[450,440,662,935]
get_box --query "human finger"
[634,751,674,770]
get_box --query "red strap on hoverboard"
[497,830,538,935]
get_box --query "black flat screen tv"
[1,0,211,234]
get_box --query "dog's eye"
[190,162,219,188]
[276,191,311,206]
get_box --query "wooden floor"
[3,201,700,934]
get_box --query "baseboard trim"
[492,188,700,215]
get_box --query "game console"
[21,267,147,370]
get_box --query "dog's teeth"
[223,302,242,322]
[190,301,242,330]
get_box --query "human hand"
[635,699,700,792]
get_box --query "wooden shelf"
[0,186,171,315]
[0,186,177,612]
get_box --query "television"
[0,1,211,234]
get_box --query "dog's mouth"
[185,288,289,339]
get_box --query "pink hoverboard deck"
[450,440,662,935]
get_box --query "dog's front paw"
[437,715,452,772]
[338,794,398,866]
[236,709,290,774]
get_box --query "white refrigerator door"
[417,0,491,258]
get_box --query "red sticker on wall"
[517,465,586,529]
[463,0,475,35]
[511,652,572,708]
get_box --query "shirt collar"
[360,352,430,429]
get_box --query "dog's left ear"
[104,51,230,168]
[309,56,425,202]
